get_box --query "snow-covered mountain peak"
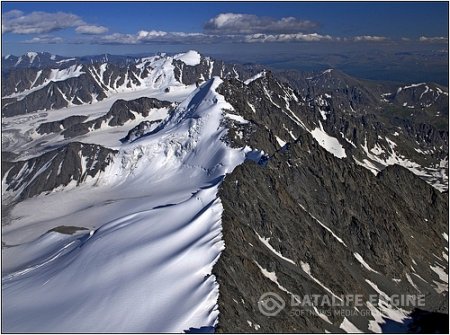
[173,50,202,66]
[113,77,250,184]
[26,51,38,62]
[167,77,228,123]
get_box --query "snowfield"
[174,50,202,66]
[2,77,257,332]
[310,121,347,159]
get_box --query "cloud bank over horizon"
[2,9,448,47]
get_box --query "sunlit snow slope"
[2,78,255,332]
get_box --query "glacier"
[2,77,255,332]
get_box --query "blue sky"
[2,1,448,56]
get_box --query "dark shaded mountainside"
[2,142,116,202]
[1,51,448,333]
[213,77,448,332]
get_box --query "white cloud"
[23,35,64,44]
[204,13,318,34]
[97,33,139,44]
[244,32,333,43]
[94,30,333,45]
[138,30,212,43]
[137,30,168,39]
[96,30,214,45]
[2,10,85,34]
[419,36,448,43]
[3,10,24,19]
[93,21,334,45]
[353,35,388,42]
[75,25,108,35]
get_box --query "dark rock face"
[88,63,143,91]
[2,68,51,96]
[1,62,152,117]
[277,68,386,113]
[217,71,448,191]
[37,116,89,135]
[32,97,173,140]
[121,120,163,143]
[172,57,264,86]
[213,76,448,333]
[217,74,305,155]
[2,142,117,202]
[2,71,108,117]
[62,97,172,139]
[276,69,448,118]
[105,97,172,126]
[387,83,449,113]
[214,134,448,333]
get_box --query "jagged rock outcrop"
[2,142,117,202]
[214,132,448,332]
[32,97,173,139]
[218,71,448,192]
[63,97,173,138]
[37,115,89,135]
[213,76,448,332]
[172,58,263,86]
[120,120,163,143]
[2,71,109,117]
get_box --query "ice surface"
[275,136,287,148]
[339,317,362,333]
[254,261,294,295]
[2,82,195,158]
[256,232,296,265]
[405,273,420,292]
[301,261,342,301]
[353,252,380,274]
[56,58,76,63]
[365,279,409,321]
[402,83,426,90]
[244,71,266,85]
[223,112,249,124]
[430,264,448,284]
[310,121,347,159]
